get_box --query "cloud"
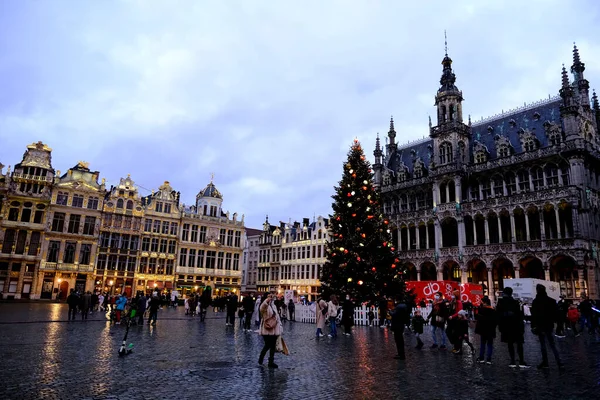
[1,0,599,228]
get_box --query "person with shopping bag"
[258,293,283,368]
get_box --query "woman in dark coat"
[496,287,529,368]
[475,296,497,364]
[341,295,355,336]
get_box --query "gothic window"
[116,198,124,209]
[470,180,480,201]
[493,175,504,197]
[506,172,517,195]
[414,167,423,179]
[549,134,561,146]
[519,128,538,152]
[545,164,559,186]
[498,145,510,158]
[449,104,455,121]
[482,180,492,200]
[561,165,570,185]
[532,167,544,190]
[524,139,536,152]
[439,142,453,164]
[475,152,487,164]
[517,169,530,192]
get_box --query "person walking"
[531,284,564,369]
[391,298,410,359]
[496,287,529,368]
[475,296,497,364]
[341,294,355,336]
[243,294,255,332]
[327,295,340,338]
[427,292,448,350]
[258,294,282,368]
[411,309,425,350]
[288,299,296,322]
[67,289,79,321]
[567,304,581,336]
[98,292,105,312]
[148,294,160,325]
[555,295,568,337]
[115,294,127,325]
[378,296,388,328]
[315,296,327,337]
[252,295,262,330]
[226,293,238,326]
[81,291,92,321]
[137,293,147,325]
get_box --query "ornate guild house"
[374,45,600,301]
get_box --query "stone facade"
[255,216,330,300]
[0,144,245,299]
[176,182,245,298]
[241,228,262,292]
[373,45,600,301]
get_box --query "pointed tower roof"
[571,42,585,74]
[438,32,458,93]
[592,89,599,110]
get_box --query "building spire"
[593,90,599,110]
[387,116,396,146]
[572,42,585,75]
[444,30,448,56]
[374,132,383,165]
[561,64,570,89]
[439,32,457,92]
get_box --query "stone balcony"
[399,238,587,262]
[39,262,94,272]
[175,266,241,277]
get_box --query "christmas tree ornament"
[351,191,355,196]
[347,203,352,207]
[363,180,368,184]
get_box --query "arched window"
[126,200,134,210]
[498,145,510,158]
[531,167,544,190]
[524,138,536,152]
[475,152,487,164]
[440,106,447,123]
[116,198,124,209]
[545,164,559,186]
[449,104,455,121]
[439,142,453,164]
[492,175,504,197]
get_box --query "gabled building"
[255,216,330,300]
[96,175,144,296]
[241,227,262,292]
[138,181,181,294]
[374,44,600,301]
[39,162,105,299]
[176,181,245,297]
[0,142,55,299]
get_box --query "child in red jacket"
[567,304,580,337]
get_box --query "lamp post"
[109,280,114,295]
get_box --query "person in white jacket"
[327,295,340,338]
[252,295,262,331]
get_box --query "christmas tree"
[321,139,407,303]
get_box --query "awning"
[165,282,173,289]
[147,280,154,288]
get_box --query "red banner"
[406,281,483,306]
[460,283,483,306]
[406,281,459,304]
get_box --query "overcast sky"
[1,0,599,229]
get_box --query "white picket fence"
[294,304,432,326]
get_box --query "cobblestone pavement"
[0,303,599,400]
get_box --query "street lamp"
[108,280,114,295]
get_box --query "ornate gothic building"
[374,45,600,301]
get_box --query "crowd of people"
[384,284,598,369]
